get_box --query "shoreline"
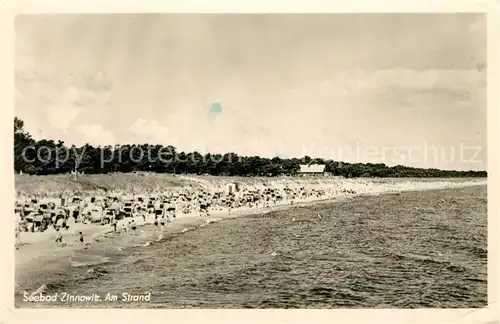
[14,183,487,308]
[15,181,486,296]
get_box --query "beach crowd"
[14,177,484,248]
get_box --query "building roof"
[299,164,326,173]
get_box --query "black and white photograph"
[8,6,496,316]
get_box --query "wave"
[70,256,110,268]
[389,252,471,273]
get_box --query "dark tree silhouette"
[13,117,487,178]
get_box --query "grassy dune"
[15,173,343,196]
[15,173,196,196]
[15,173,486,198]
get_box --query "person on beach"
[55,228,62,246]
[154,200,162,221]
[199,198,210,222]
[131,219,137,231]
[171,197,177,219]
[61,213,68,230]
[165,201,175,222]
[110,200,120,220]
[111,219,118,232]
[159,215,166,231]
[15,225,21,248]
[79,231,84,246]
[72,205,80,223]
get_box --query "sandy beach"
[15,182,487,308]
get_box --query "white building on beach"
[298,164,326,176]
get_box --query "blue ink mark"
[275,152,287,159]
[210,102,222,114]
[207,102,222,122]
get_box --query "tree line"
[14,117,487,178]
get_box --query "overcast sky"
[15,14,486,170]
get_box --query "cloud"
[45,104,83,133]
[75,124,116,146]
[226,68,486,156]
[15,27,113,136]
[72,70,113,93]
[129,118,179,145]
[16,70,113,138]
[320,69,485,94]
[15,31,37,71]
[120,68,485,159]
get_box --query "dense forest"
[14,117,487,178]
